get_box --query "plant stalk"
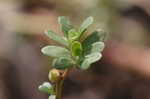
[56,69,70,99]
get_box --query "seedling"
[38,16,106,99]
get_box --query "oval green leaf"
[71,41,83,57]
[45,30,68,46]
[58,16,73,37]
[79,16,94,33]
[41,46,71,58]
[52,57,74,69]
[82,30,106,55]
[80,52,102,70]
[91,42,105,53]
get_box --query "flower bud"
[48,69,60,83]
[38,82,53,94]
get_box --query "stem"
[56,69,70,99]
[56,82,60,99]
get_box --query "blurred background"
[1,0,150,99]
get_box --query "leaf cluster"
[39,16,106,99]
[42,16,106,70]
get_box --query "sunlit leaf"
[79,16,93,33]
[82,30,106,55]
[41,46,71,58]
[80,52,102,70]
[45,30,68,46]
[58,16,73,37]
[91,42,105,53]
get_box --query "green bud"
[48,69,60,83]
[38,82,53,94]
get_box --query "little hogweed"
[38,16,106,99]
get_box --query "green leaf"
[91,42,105,53]
[52,57,74,69]
[68,29,80,41]
[71,41,83,57]
[58,16,73,37]
[80,52,102,70]
[79,16,94,33]
[38,82,54,94]
[45,30,68,46]
[41,46,71,58]
[49,95,56,99]
[82,30,106,55]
